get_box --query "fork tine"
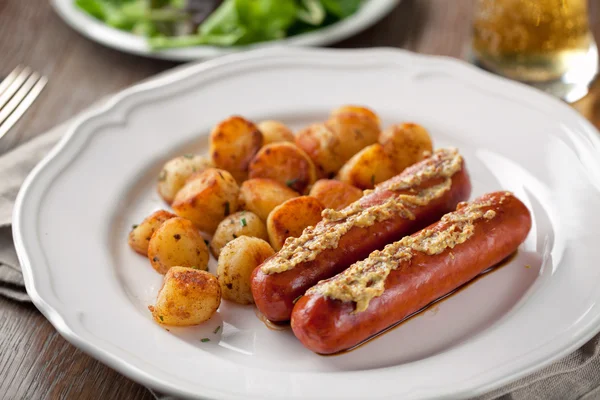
[0,76,47,142]
[0,66,32,111]
[0,65,23,96]
[0,72,41,127]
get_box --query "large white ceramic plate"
[13,48,600,399]
[51,0,399,61]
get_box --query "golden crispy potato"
[257,120,294,145]
[209,116,263,183]
[147,217,209,274]
[267,196,324,251]
[248,142,317,194]
[149,267,220,326]
[217,236,274,304]
[379,123,434,174]
[325,112,380,163]
[172,168,239,234]
[238,178,300,221]
[308,179,363,211]
[337,144,396,190]
[210,211,268,258]
[330,105,380,126]
[128,210,176,256]
[295,123,345,179]
[157,155,213,204]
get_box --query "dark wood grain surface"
[1,1,599,399]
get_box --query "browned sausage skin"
[291,192,532,354]
[251,148,472,322]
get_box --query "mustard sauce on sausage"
[306,195,505,312]
[260,148,464,275]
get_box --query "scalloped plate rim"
[13,47,600,400]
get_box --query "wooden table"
[1,1,599,398]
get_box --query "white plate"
[50,0,399,61]
[13,48,600,400]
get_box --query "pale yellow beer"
[472,0,592,82]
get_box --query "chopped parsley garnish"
[218,171,224,179]
[152,257,159,262]
[293,295,302,304]
[200,338,210,342]
[371,174,375,186]
[159,315,164,322]
[285,178,298,188]
[183,154,194,159]
[213,326,221,334]
[224,201,230,216]
[240,218,247,227]
[131,224,138,230]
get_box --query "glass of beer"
[471,0,598,102]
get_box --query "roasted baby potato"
[330,105,380,126]
[149,267,221,326]
[128,210,177,256]
[210,211,268,258]
[147,217,209,274]
[172,168,239,234]
[267,196,324,251]
[248,142,317,194]
[379,123,433,173]
[209,116,263,183]
[337,144,396,190]
[308,179,363,211]
[257,120,294,145]
[217,236,274,304]
[238,178,300,221]
[157,155,213,204]
[294,123,345,179]
[325,111,380,163]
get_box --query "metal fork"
[0,66,48,151]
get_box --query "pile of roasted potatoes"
[129,105,433,327]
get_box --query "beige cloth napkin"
[1,82,600,400]
[0,123,63,300]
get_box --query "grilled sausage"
[291,192,532,354]
[251,148,471,321]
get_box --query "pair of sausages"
[291,191,532,354]
[252,148,472,322]
[251,147,531,354]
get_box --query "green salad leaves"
[75,0,362,50]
